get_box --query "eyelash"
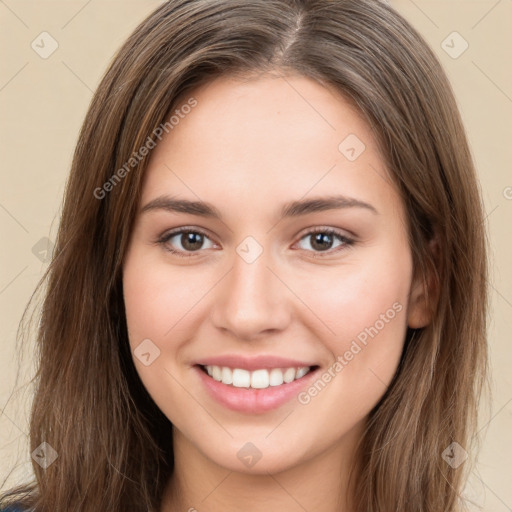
[155,227,355,259]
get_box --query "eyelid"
[295,224,356,240]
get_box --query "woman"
[0,0,489,510]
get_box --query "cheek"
[295,246,412,343]
[293,243,412,405]
[123,247,209,344]
[122,249,206,417]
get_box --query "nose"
[211,246,291,341]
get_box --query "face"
[122,72,428,475]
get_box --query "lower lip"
[194,365,320,414]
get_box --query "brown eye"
[296,228,355,256]
[158,228,215,257]
[178,231,205,251]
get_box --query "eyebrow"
[140,194,378,219]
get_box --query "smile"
[200,364,315,389]
[194,364,321,413]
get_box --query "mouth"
[194,363,321,413]
[196,364,320,389]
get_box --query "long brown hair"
[1,0,489,510]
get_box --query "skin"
[122,72,432,512]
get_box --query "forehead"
[140,73,402,225]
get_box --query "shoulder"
[1,506,27,512]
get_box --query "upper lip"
[195,355,319,371]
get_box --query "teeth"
[221,366,233,385]
[295,366,310,379]
[204,365,312,389]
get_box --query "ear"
[407,236,440,329]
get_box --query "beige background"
[0,1,511,509]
